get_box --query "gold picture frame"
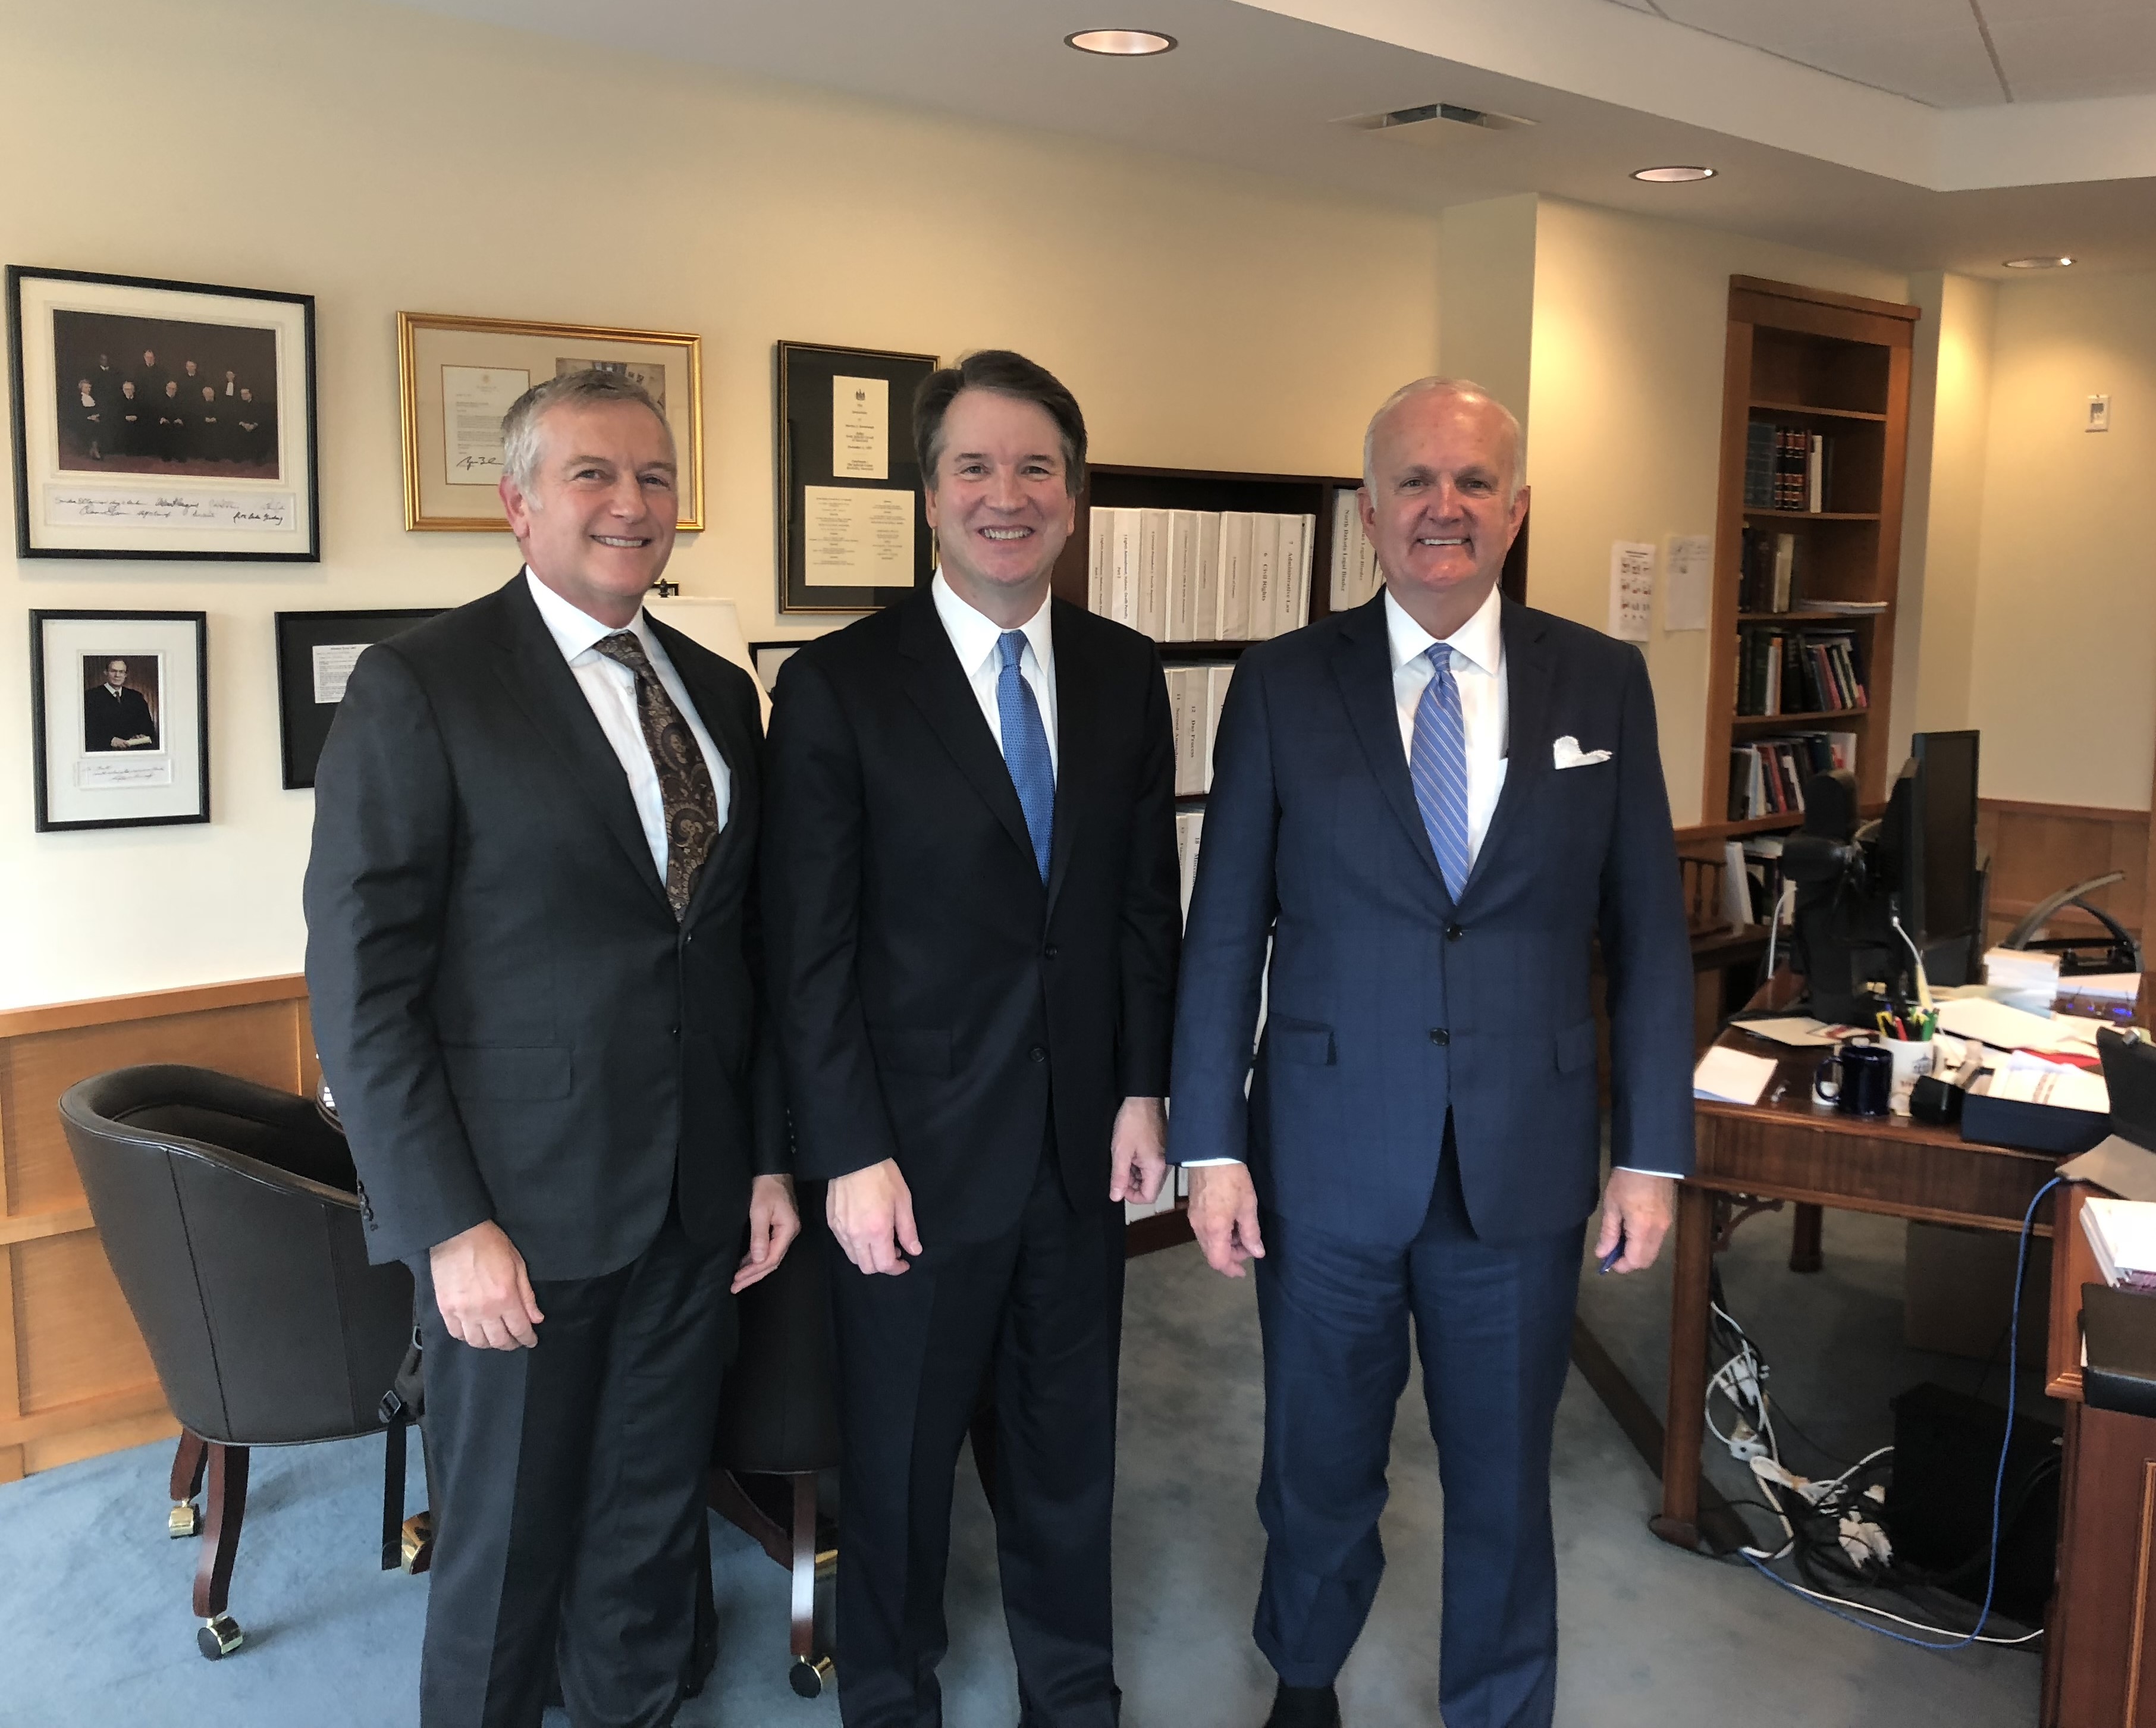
[397,311,704,532]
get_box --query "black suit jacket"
[84,683,156,751]
[303,573,785,1279]
[762,587,1180,1245]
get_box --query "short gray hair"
[500,369,671,495]
[1361,376,1524,497]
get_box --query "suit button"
[1446,924,1464,941]
[1044,945,1059,960]
[1429,1028,1451,1046]
[668,1025,680,1039]
[1029,1045,1047,1062]
[684,932,695,945]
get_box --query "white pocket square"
[1552,736,1612,769]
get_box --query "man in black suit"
[764,350,1181,1728]
[155,379,185,462]
[305,368,799,1728]
[84,658,156,751]
[114,380,143,458]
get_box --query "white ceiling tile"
[1987,14,2156,102]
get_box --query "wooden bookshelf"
[1704,277,1919,827]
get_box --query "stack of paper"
[2082,1196,2156,1293]
[1984,1050,2110,1114]
[1937,997,2107,1056]
[1694,1046,1780,1106]
[1985,948,2061,1015]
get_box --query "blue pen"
[1599,1226,1626,1275]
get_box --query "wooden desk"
[2044,1182,2156,1728]
[1651,977,2092,1551]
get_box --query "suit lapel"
[647,614,752,923]
[1329,594,1449,897]
[1464,599,1554,896]
[487,575,672,916]
[1043,600,1094,918]
[895,589,1040,878]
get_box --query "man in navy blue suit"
[1169,378,1693,1728]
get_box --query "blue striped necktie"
[1410,643,1472,898]
[997,629,1055,882]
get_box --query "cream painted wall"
[1438,196,1539,447]
[0,0,1442,1011]
[1965,271,2156,813]
[1897,271,1997,756]
[1519,199,1906,824]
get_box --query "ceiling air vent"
[1339,101,1536,134]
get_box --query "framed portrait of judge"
[30,609,210,831]
[274,607,445,789]
[7,265,319,560]
[775,340,939,615]
[397,311,704,532]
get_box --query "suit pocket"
[1269,1015,1336,1067]
[869,1024,953,1077]
[441,1044,572,1100]
[1554,1019,1598,1075]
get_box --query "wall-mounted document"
[832,375,890,479]
[804,485,914,588]
[1664,534,1712,632]
[1609,540,1655,642]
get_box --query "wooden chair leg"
[168,1431,208,1538]
[787,1472,833,1698]
[192,1442,249,1658]
[1790,1202,1824,1274]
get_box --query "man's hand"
[827,1159,922,1277]
[1188,1162,1266,1279]
[429,1219,544,1350]
[1594,1169,1676,1274]
[1107,1096,1168,1206]
[733,1174,802,1294]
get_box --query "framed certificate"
[30,610,209,831]
[398,311,703,531]
[274,608,445,789]
[776,340,939,614]
[7,265,319,560]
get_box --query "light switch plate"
[2088,394,2111,431]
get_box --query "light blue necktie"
[1410,643,1473,899]
[997,630,1055,882]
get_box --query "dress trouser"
[413,1207,736,1728]
[1252,1120,1584,1728]
[829,1144,1126,1728]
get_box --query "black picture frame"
[775,340,939,614]
[31,609,210,832]
[7,264,321,561]
[748,639,809,694]
[274,609,445,789]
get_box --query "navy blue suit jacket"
[1168,591,1694,1247]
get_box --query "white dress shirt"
[523,569,731,884]
[931,569,1058,773]
[1387,583,1508,872]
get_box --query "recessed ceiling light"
[1632,165,1715,183]
[2003,255,2074,269]
[1065,28,1176,55]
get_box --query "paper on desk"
[1695,1046,1780,1106]
[2062,1137,2156,1204]
[2060,973,2143,1003]
[1937,997,2106,1055]
[1734,1017,1841,1048]
[1985,1051,2111,1113]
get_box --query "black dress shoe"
[1264,1680,1341,1727]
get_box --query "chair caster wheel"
[789,1654,831,1698]
[196,1614,243,1660]
[168,1502,199,1539]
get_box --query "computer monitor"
[1911,730,1981,984]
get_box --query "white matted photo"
[7,266,318,560]
[32,610,208,830]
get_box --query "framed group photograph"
[775,340,939,614]
[30,610,209,831]
[7,266,319,560]
[274,609,444,789]
[398,311,704,531]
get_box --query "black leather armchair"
[708,1180,843,1698]
[58,1064,416,1660]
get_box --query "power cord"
[1723,1175,2064,1651]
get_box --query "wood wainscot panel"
[1979,797,2148,949]
[0,976,311,1478]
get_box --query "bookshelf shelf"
[1749,399,1890,423]
[1706,276,1918,824]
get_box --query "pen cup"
[1885,1037,1938,1093]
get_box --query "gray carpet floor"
[0,1208,2048,1726]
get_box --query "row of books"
[1736,626,1868,716]
[1167,665,1234,797]
[1738,527,1800,613]
[1087,507,1314,642]
[1327,488,1383,612]
[1744,421,1832,512]
[1727,731,1856,821]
